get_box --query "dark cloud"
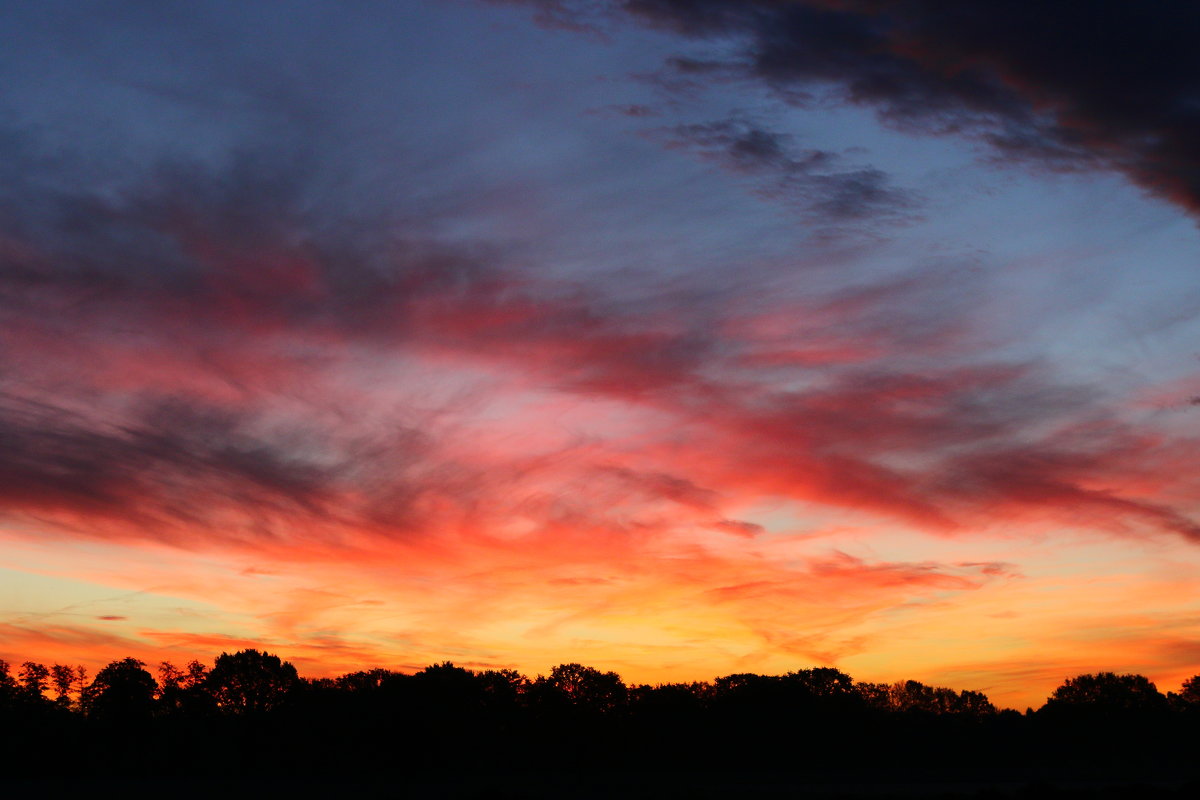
[0,125,721,397]
[663,116,917,221]
[0,390,442,546]
[0,134,525,401]
[523,0,1200,216]
[934,437,1200,543]
[595,351,1200,542]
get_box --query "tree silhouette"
[1042,672,1169,717]
[957,689,996,716]
[630,682,706,715]
[409,661,486,721]
[884,680,995,715]
[206,649,298,714]
[0,659,16,705]
[854,680,892,711]
[0,648,1196,783]
[1178,674,1200,708]
[476,668,529,710]
[157,659,215,716]
[159,661,185,693]
[785,667,857,700]
[335,667,401,692]
[83,657,158,720]
[50,664,76,708]
[73,665,89,700]
[539,662,627,712]
[183,659,208,689]
[18,661,50,700]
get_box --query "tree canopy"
[0,647,1197,785]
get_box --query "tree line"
[1,651,1198,781]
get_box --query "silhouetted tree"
[629,682,706,716]
[74,665,88,700]
[956,689,996,716]
[50,664,76,708]
[0,659,15,703]
[19,661,50,700]
[1042,672,1168,717]
[83,658,158,721]
[183,659,207,688]
[409,661,485,720]
[0,649,1198,781]
[206,649,298,714]
[477,668,529,708]
[159,661,185,693]
[712,672,783,707]
[889,679,937,712]
[540,663,627,712]
[157,660,213,716]
[412,661,479,692]
[882,680,994,715]
[335,667,399,692]
[786,667,857,699]
[1178,674,1200,708]
[854,680,892,711]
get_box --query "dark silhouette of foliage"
[206,649,299,714]
[83,657,158,720]
[333,667,399,692]
[0,647,1196,793]
[73,664,88,699]
[159,660,185,692]
[158,659,215,717]
[536,662,628,712]
[50,664,76,707]
[854,680,892,710]
[886,679,997,715]
[0,659,15,696]
[19,661,50,699]
[1178,674,1200,707]
[477,667,529,706]
[1042,672,1169,717]
[786,666,858,700]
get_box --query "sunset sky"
[2,0,1199,710]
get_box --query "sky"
[1,0,1198,710]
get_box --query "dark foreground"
[4,653,1199,797]
[4,773,1200,799]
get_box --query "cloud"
[661,116,917,222]
[0,68,1196,558]
[693,552,1017,666]
[3,143,1196,549]
[0,621,148,668]
[0,390,453,548]
[706,553,991,601]
[516,0,1200,217]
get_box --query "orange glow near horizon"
[5,502,1199,710]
